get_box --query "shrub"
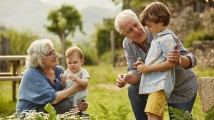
[184,31,214,48]
[2,103,91,120]
[168,106,193,120]
[205,106,214,120]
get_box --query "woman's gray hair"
[25,39,53,69]
[114,9,139,34]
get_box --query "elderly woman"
[16,39,88,115]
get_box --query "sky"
[0,0,122,43]
[40,0,121,10]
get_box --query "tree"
[0,28,38,55]
[95,19,123,57]
[111,0,196,15]
[45,4,84,68]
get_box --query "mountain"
[0,0,121,43]
[73,6,119,43]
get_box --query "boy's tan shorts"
[144,90,166,116]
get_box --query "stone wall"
[115,40,214,68]
[198,77,214,113]
[190,40,214,68]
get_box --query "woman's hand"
[72,83,86,92]
[77,100,88,111]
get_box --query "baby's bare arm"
[69,75,88,87]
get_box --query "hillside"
[0,0,121,43]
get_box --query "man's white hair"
[114,9,139,34]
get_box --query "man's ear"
[120,33,125,37]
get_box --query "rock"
[198,77,214,112]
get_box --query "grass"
[0,81,17,117]
[0,64,213,119]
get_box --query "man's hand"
[116,74,127,88]
[167,44,181,64]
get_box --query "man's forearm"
[125,73,140,84]
[178,56,191,68]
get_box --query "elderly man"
[114,9,198,120]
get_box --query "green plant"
[184,31,214,48]
[99,104,111,120]
[44,103,57,120]
[194,67,214,77]
[205,106,214,120]
[0,28,39,55]
[45,4,84,67]
[1,64,211,119]
[168,106,193,120]
[98,104,130,120]
[113,105,130,120]
[2,103,91,120]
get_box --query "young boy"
[136,2,179,120]
[61,46,90,112]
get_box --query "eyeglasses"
[46,49,57,56]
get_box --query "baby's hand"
[60,74,67,87]
[60,74,67,81]
[69,75,77,82]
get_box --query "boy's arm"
[136,60,175,73]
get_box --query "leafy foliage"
[205,106,214,120]
[2,103,130,120]
[95,25,123,57]
[97,104,130,120]
[1,65,212,119]
[112,0,193,16]
[2,103,90,120]
[99,104,111,120]
[96,27,111,56]
[45,4,83,67]
[168,106,193,120]
[0,28,39,55]
[44,103,56,120]
[184,31,214,47]
[112,105,130,120]
[45,4,83,38]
